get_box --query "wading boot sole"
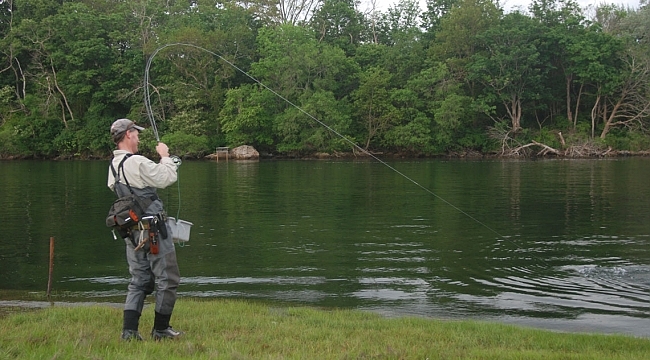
[151,327,183,340]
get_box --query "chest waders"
[111,154,182,340]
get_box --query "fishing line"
[144,43,543,264]
[144,47,183,225]
[144,46,163,142]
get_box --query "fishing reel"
[170,155,182,166]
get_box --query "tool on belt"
[133,214,167,254]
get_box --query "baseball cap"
[110,118,145,142]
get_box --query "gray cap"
[110,118,144,142]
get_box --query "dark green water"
[1,158,649,336]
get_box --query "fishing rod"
[143,43,542,264]
[144,45,165,143]
[143,50,182,166]
[143,45,185,226]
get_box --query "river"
[1,158,649,337]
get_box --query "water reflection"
[1,159,650,337]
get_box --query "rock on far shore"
[206,145,260,160]
[231,145,259,160]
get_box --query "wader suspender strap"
[110,154,134,196]
[109,154,138,247]
[109,153,160,205]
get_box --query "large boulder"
[231,145,259,160]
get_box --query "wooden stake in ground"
[47,236,54,298]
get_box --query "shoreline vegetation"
[3,152,650,162]
[1,299,650,359]
[3,143,650,161]
[2,1,649,165]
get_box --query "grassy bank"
[1,299,649,359]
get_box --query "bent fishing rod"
[143,43,545,265]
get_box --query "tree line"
[0,0,649,159]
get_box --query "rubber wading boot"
[121,329,143,341]
[151,327,183,341]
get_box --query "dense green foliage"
[0,0,649,158]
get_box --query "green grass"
[1,298,649,359]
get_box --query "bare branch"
[599,54,650,138]
[49,58,73,128]
[277,0,322,25]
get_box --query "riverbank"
[1,299,649,359]
[3,146,650,161]
[3,151,649,162]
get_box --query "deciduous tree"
[469,12,545,133]
[352,66,396,150]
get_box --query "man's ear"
[124,130,134,140]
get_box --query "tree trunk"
[590,94,600,139]
[504,94,522,132]
[599,97,624,139]
[566,74,573,129]
[49,60,73,128]
[573,82,583,130]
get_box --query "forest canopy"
[0,0,649,158]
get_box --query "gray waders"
[114,182,180,331]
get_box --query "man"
[107,118,182,341]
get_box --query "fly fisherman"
[107,118,183,341]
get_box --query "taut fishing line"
[144,43,541,263]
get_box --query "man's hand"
[156,142,170,158]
